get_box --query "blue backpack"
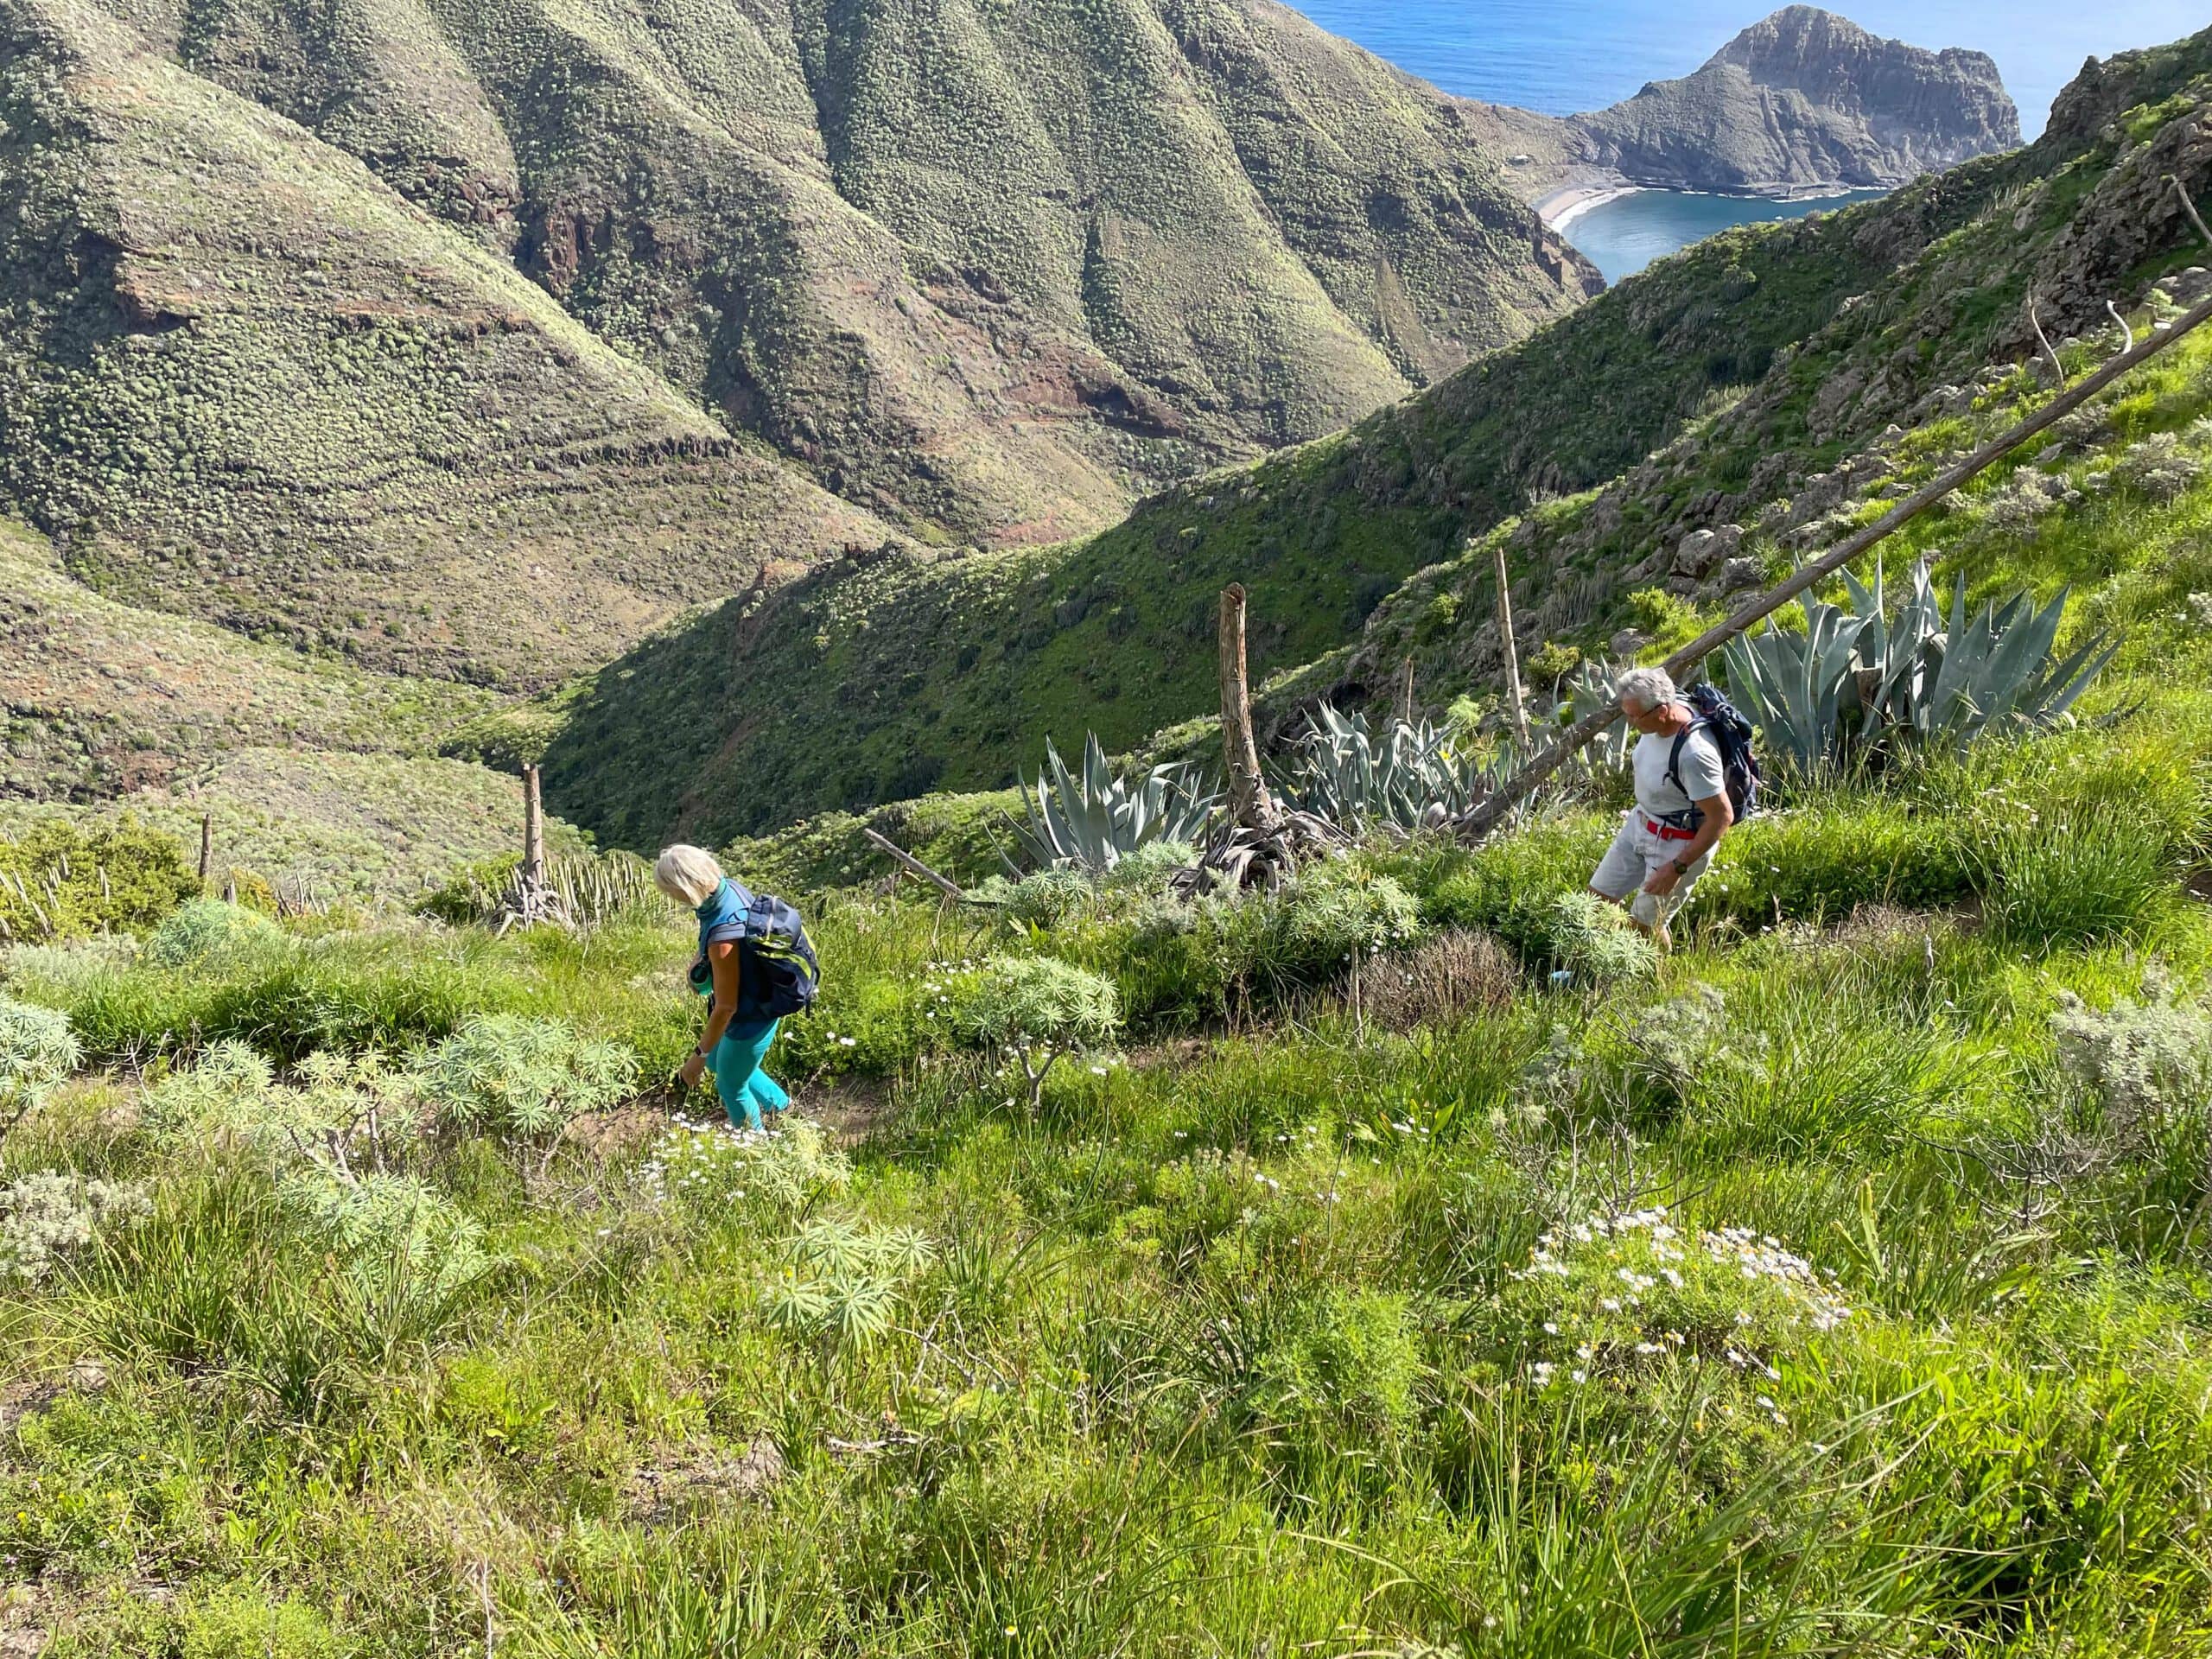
[1667,682,1762,824]
[690,887,822,1020]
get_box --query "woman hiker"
[655,844,791,1131]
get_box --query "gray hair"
[1613,666,1678,714]
[654,844,725,907]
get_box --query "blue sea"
[1288,0,2201,279]
[1564,188,1887,284]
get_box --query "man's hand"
[679,1052,707,1090]
[1642,860,1682,899]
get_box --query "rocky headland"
[1463,5,2021,217]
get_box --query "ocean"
[1285,0,2198,281]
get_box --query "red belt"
[1644,818,1697,842]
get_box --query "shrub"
[2112,432,2202,504]
[957,957,1120,1112]
[1103,861,1422,1025]
[760,1216,936,1351]
[1252,1287,1423,1445]
[140,1039,282,1147]
[0,995,79,1135]
[0,1170,149,1283]
[277,1173,493,1357]
[996,866,1094,927]
[1612,983,1759,1115]
[1490,1205,1852,1407]
[179,1588,345,1659]
[1361,928,1520,1032]
[1271,863,1421,968]
[416,1014,638,1141]
[1522,893,1658,987]
[635,1115,850,1220]
[0,816,199,943]
[2052,969,2212,1125]
[144,898,284,969]
[1421,820,1614,942]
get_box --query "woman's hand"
[679,1051,707,1090]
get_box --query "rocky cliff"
[1567,6,2019,194]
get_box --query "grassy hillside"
[3,541,2209,1650]
[0,513,594,899]
[29,0,1594,570]
[0,518,494,801]
[0,0,893,690]
[545,26,2212,848]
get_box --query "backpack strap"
[1662,721,1711,829]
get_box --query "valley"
[3,7,2212,1655]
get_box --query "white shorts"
[1591,809,1712,929]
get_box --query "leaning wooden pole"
[1459,283,2212,838]
[197,814,213,886]
[1491,537,1532,748]
[1217,584,1278,830]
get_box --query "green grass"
[6,846,2212,1652]
[10,603,2212,1655]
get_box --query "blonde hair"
[654,844,725,907]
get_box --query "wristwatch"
[1671,855,1694,875]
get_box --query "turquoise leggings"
[709,1018,787,1130]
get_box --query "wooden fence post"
[1217,584,1277,830]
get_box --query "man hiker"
[1588,667,1739,948]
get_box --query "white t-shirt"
[1632,721,1725,822]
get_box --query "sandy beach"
[1537,184,1640,230]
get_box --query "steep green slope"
[544,23,2212,849]
[1318,32,2212,721]
[0,0,893,690]
[79,0,1596,548]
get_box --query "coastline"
[1539,184,1639,229]
[1540,178,1891,229]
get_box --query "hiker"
[656,843,791,1131]
[1588,667,1742,946]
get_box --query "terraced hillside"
[1,0,1600,637]
[546,22,2212,849]
[0,0,895,688]
[0,517,589,897]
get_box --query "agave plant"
[1281,704,1497,832]
[1555,660,1635,776]
[1004,734,1218,873]
[1722,559,2116,772]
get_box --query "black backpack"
[1667,683,1762,824]
[690,891,822,1019]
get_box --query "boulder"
[1719,556,1766,593]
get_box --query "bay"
[1560,188,1889,285]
